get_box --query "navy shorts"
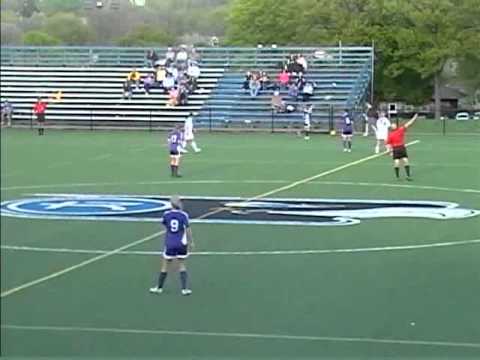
[163,245,188,259]
[342,129,353,136]
[170,150,179,156]
[392,146,408,160]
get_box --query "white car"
[473,112,480,120]
[455,112,470,121]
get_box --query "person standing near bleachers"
[33,97,47,136]
[1,100,13,128]
[303,104,313,140]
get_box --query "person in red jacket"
[33,97,47,135]
[386,113,418,181]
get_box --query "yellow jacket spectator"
[127,69,141,89]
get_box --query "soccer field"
[1,127,479,359]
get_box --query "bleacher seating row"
[0,66,224,128]
[1,46,373,131]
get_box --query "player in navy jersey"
[341,110,353,152]
[168,125,183,177]
[150,195,194,296]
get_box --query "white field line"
[0,141,420,298]
[311,181,480,194]
[1,179,479,195]
[89,153,113,161]
[2,238,479,257]
[46,161,73,169]
[1,324,479,349]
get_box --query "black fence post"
[149,110,152,132]
[209,107,212,132]
[90,110,93,130]
[271,108,275,133]
[442,117,446,135]
[30,110,33,130]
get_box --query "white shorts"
[376,130,388,141]
[184,131,194,141]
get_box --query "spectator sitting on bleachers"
[260,71,273,90]
[163,73,175,92]
[146,49,159,68]
[296,54,308,72]
[166,64,179,81]
[302,81,315,102]
[271,91,286,113]
[288,83,299,101]
[178,85,189,105]
[155,66,166,85]
[242,71,252,92]
[296,73,307,91]
[1,100,13,127]
[176,45,189,70]
[249,73,261,97]
[278,68,290,89]
[122,80,133,100]
[127,68,141,89]
[143,73,155,95]
[286,54,296,73]
[167,87,179,107]
[165,47,176,66]
[187,61,201,89]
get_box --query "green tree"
[22,30,61,45]
[43,12,95,45]
[226,0,300,45]
[19,0,39,18]
[115,25,175,46]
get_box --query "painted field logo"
[0,196,170,219]
[1,195,478,226]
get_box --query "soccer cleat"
[343,148,348,152]
[149,287,163,294]
[194,148,202,153]
[304,136,310,140]
[406,177,413,181]
[347,149,352,153]
[181,289,192,296]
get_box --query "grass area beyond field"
[1,127,479,359]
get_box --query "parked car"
[455,112,470,121]
[473,112,480,121]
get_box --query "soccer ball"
[330,130,336,136]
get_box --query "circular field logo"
[1,196,170,218]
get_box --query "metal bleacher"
[0,46,373,131]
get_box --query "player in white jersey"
[373,112,391,153]
[182,113,201,153]
[303,104,313,140]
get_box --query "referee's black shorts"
[392,146,408,160]
[36,113,45,123]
